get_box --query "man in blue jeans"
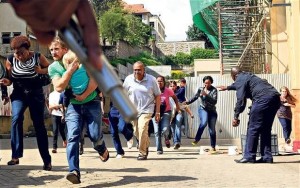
[48,38,109,184]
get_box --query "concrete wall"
[103,40,152,59]
[286,0,300,140]
[270,0,289,73]
[194,59,221,76]
[146,65,171,78]
[271,0,300,140]
[0,3,26,57]
[156,41,205,56]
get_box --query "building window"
[13,32,21,37]
[150,22,154,28]
[136,15,142,20]
[2,33,11,44]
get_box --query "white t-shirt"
[48,90,63,116]
[123,74,161,115]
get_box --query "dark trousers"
[108,110,133,155]
[245,95,280,160]
[278,118,292,141]
[51,115,66,149]
[10,88,51,165]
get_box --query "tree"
[124,14,152,46]
[186,24,214,48]
[100,11,127,45]
[90,0,122,20]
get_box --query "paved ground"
[0,135,299,188]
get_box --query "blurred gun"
[58,19,137,122]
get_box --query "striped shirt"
[8,53,41,89]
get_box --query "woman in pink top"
[152,76,180,154]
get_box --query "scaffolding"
[190,0,271,74]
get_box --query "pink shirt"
[160,87,174,112]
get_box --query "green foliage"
[110,58,128,67]
[186,24,214,48]
[91,0,122,19]
[100,11,127,45]
[111,52,161,67]
[124,14,152,46]
[190,48,218,59]
[158,55,176,66]
[174,52,192,65]
[99,8,151,46]
[171,70,189,79]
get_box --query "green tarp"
[190,0,219,49]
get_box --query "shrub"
[111,51,161,67]
[190,48,218,59]
[174,52,192,65]
[171,70,189,79]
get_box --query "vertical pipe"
[217,2,223,75]
[263,16,267,73]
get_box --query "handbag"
[0,61,6,79]
[34,52,51,86]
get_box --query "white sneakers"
[127,138,133,149]
[116,154,124,159]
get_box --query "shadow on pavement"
[146,157,197,160]
[0,169,64,188]
[0,166,150,187]
[82,167,149,173]
[272,160,300,164]
[86,175,198,187]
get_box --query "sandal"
[99,149,109,162]
[7,159,19,165]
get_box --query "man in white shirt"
[123,61,161,160]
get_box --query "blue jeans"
[195,107,218,148]
[244,95,280,161]
[152,111,172,151]
[109,109,133,155]
[278,118,292,142]
[10,88,51,165]
[171,112,183,145]
[65,98,106,174]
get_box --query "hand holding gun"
[59,19,137,122]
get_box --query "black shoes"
[79,145,84,155]
[137,154,147,160]
[234,158,273,164]
[7,159,19,165]
[174,144,181,150]
[43,163,52,171]
[66,171,81,184]
[234,158,255,163]
[256,158,273,164]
